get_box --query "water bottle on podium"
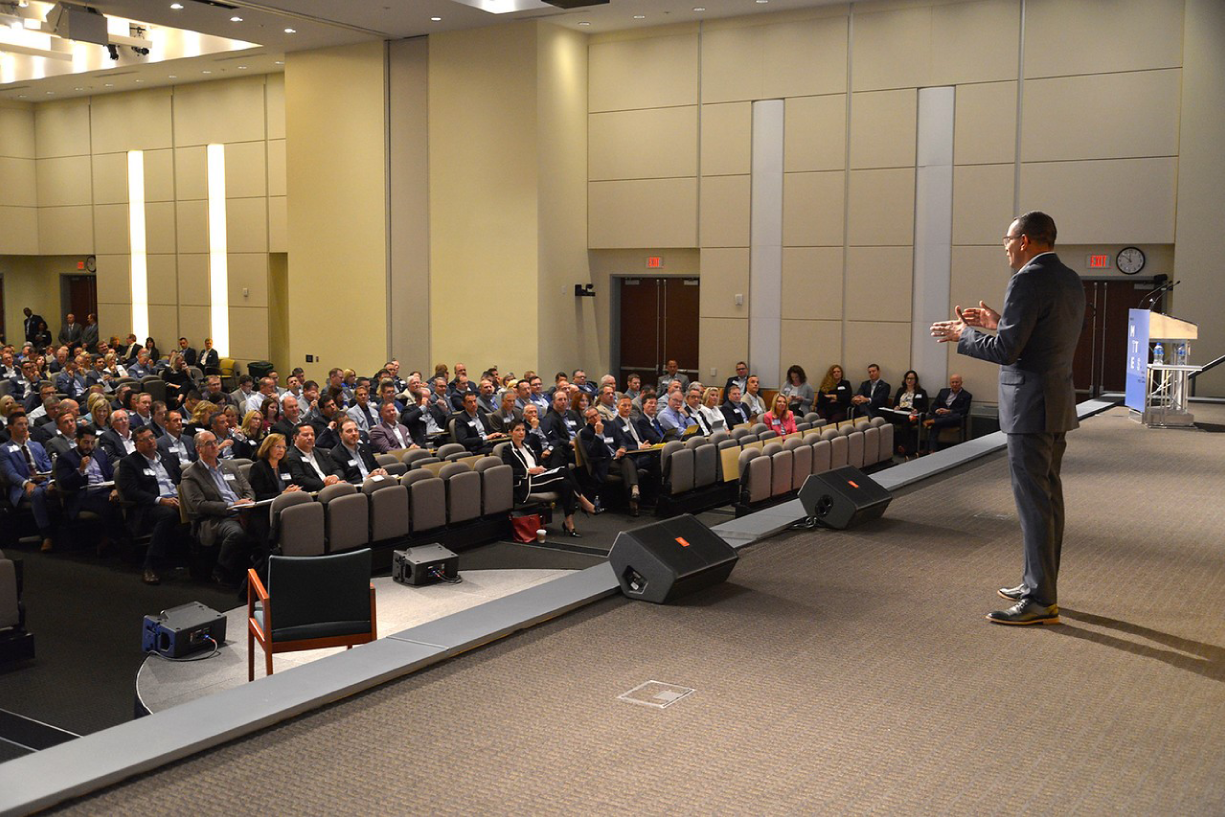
[1152,342,1164,367]
[1176,343,1187,366]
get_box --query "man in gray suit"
[180,429,259,586]
[931,211,1085,625]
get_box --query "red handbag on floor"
[511,513,542,544]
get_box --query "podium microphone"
[1142,276,1177,309]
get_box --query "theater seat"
[810,438,832,475]
[405,472,446,532]
[317,483,369,552]
[362,477,409,542]
[439,462,481,524]
[270,492,324,557]
[473,458,513,516]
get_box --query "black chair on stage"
[247,548,377,680]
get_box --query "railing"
[1189,353,1225,397]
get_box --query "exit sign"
[646,256,663,269]
[1086,253,1112,270]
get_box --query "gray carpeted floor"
[56,407,1225,815]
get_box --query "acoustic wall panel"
[589,33,699,113]
[589,106,698,181]
[784,95,847,173]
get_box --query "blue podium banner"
[1125,309,1151,411]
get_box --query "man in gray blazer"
[931,211,1085,626]
[180,429,259,586]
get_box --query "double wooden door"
[1073,278,1158,397]
[618,277,700,389]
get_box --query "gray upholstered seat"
[270,491,324,557]
[317,482,369,552]
[408,474,446,531]
[770,449,793,496]
[362,476,409,542]
[810,438,832,475]
[474,459,514,516]
[436,443,466,460]
[439,462,481,524]
[847,430,865,469]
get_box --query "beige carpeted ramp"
[62,407,1225,815]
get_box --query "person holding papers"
[180,429,260,588]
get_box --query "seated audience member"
[656,359,690,394]
[741,375,767,422]
[157,409,198,467]
[637,394,667,441]
[579,406,647,516]
[851,364,892,419]
[525,376,551,414]
[46,346,69,375]
[116,425,184,585]
[541,389,582,465]
[258,395,281,436]
[453,392,503,455]
[682,387,713,436]
[0,411,56,552]
[210,410,250,460]
[892,370,929,457]
[54,356,88,400]
[249,433,301,501]
[723,361,749,400]
[9,360,40,405]
[126,349,155,380]
[696,387,727,434]
[230,375,255,411]
[447,372,474,412]
[272,394,304,440]
[519,403,557,466]
[573,389,592,415]
[199,337,221,374]
[54,425,126,550]
[26,383,56,419]
[657,390,697,440]
[502,419,595,538]
[816,364,852,424]
[487,390,522,433]
[924,374,972,452]
[202,375,231,408]
[286,422,343,491]
[475,378,499,415]
[176,337,197,367]
[162,352,193,406]
[143,337,161,365]
[721,385,751,427]
[83,395,111,436]
[370,400,419,454]
[780,364,815,416]
[99,409,138,461]
[186,400,217,437]
[762,393,798,436]
[131,393,158,434]
[0,350,17,380]
[180,430,261,587]
[611,396,661,505]
[328,417,388,484]
[623,373,642,405]
[594,384,619,423]
[572,370,597,398]
[43,404,80,459]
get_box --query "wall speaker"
[608,514,738,604]
[798,467,892,529]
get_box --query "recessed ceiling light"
[230,16,243,22]
[578,21,590,25]
[46,91,54,95]
[633,14,645,18]
[237,65,247,69]
[170,2,182,8]
[104,82,113,87]
[694,6,706,10]
[274,60,283,65]
[201,70,212,74]
[430,17,441,21]
[17,94,26,98]
[755,0,768,3]
[168,74,176,79]
[134,79,143,83]
[74,86,83,90]
[284,28,295,33]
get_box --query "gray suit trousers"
[1007,431,1067,606]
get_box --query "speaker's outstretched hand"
[960,300,1000,330]
[930,306,967,344]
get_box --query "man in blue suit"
[54,425,127,550]
[931,211,1086,626]
[0,411,56,552]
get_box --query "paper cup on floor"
[536,529,547,543]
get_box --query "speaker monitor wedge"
[608,514,738,604]
[798,466,892,530]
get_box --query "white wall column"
[912,86,955,385]
[750,99,784,387]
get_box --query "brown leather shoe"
[40,538,53,553]
[923,418,935,428]
[142,568,161,585]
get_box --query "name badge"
[371,475,384,482]
[916,392,924,399]
[565,419,576,428]
[281,473,292,481]
[469,420,479,428]
[144,468,156,477]
[837,385,847,391]
[223,473,236,481]
[7,445,18,453]
[349,459,359,467]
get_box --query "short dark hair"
[868,363,880,371]
[1014,210,1057,246]
[507,419,525,434]
[133,425,156,442]
[293,421,314,440]
[76,425,96,439]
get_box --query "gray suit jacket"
[957,252,1085,434]
[180,459,255,548]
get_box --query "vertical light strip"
[127,150,149,341]
[912,86,956,386]
[749,99,784,387]
[206,143,229,357]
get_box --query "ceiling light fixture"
[201,69,211,74]
[168,74,176,78]
[430,17,441,21]
[633,14,644,18]
[283,27,295,33]
[694,6,706,10]
[578,21,590,25]
[237,65,247,69]
[170,2,183,8]
[230,16,242,22]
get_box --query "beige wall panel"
[589,106,697,181]
[146,254,178,306]
[176,254,210,307]
[145,202,177,256]
[173,76,267,147]
[33,100,90,159]
[847,168,915,246]
[175,200,208,255]
[784,95,846,173]
[224,141,268,198]
[1021,70,1181,162]
[38,205,93,255]
[949,244,1011,400]
[90,89,174,154]
[780,319,842,382]
[1024,0,1183,79]
[0,107,35,158]
[700,175,750,248]
[589,33,699,112]
[36,156,92,207]
[954,81,1017,166]
[845,246,913,323]
[266,74,286,141]
[0,206,39,254]
[952,164,1015,246]
[267,140,286,197]
[96,303,131,343]
[1019,158,1176,244]
[699,317,749,382]
[844,321,912,383]
[782,171,845,247]
[781,246,843,321]
[228,253,269,309]
[701,103,751,177]
[148,304,180,349]
[930,0,1020,86]
[851,6,930,92]
[91,153,128,206]
[701,26,763,104]
[588,178,697,249]
[699,248,750,319]
[225,198,269,253]
[762,15,849,99]
[95,255,131,306]
[145,149,175,203]
[228,306,270,361]
[0,157,37,207]
[849,89,917,169]
[174,146,207,201]
[268,197,287,253]
[93,203,129,256]
[177,306,211,349]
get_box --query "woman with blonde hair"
[698,386,727,433]
[816,364,852,424]
[188,400,218,435]
[0,394,17,437]
[84,393,112,433]
[762,393,798,435]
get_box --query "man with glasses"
[116,425,184,585]
[181,430,259,587]
[931,211,1085,626]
